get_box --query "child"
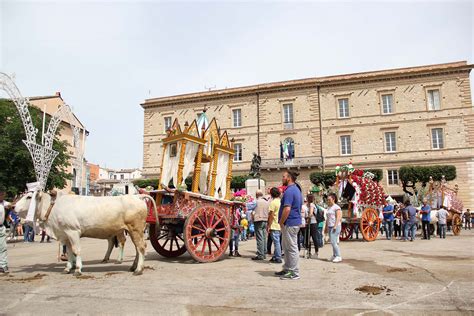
[249,222,255,239]
[240,215,248,241]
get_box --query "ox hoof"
[133,270,143,276]
[129,267,136,272]
[62,269,71,274]
[115,261,123,265]
[73,271,82,277]
[101,259,109,264]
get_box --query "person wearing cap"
[382,199,394,240]
[0,189,13,274]
[252,190,269,260]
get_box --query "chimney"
[55,91,61,98]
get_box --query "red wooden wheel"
[340,222,353,241]
[452,214,462,236]
[149,223,187,258]
[360,208,380,242]
[184,206,231,263]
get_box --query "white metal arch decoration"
[0,72,84,191]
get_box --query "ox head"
[15,190,52,223]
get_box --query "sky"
[1,0,472,169]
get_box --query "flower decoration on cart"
[335,162,385,216]
[231,189,254,203]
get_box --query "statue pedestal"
[245,179,266,198]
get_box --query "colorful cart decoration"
[144,113,244,263]
[426,177,463,236]
[335,163,385,242]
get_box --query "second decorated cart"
[334,164,386,242]
[144,113,244,262]
[425,176,464,236]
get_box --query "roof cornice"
[141,61,473,108]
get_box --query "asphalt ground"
[1,229,473,315]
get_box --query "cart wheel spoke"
[190,232,205,239]
[191,225,206,232]
[211,216,223,229]
[197,216,207,229]
[207,239,213,255]
[210,237,220,249]
[200,238,207,255]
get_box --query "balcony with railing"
[283,122,294,130]
[261,156,323,170]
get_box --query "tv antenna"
[204,85,216,91]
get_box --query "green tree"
[231,175,251,190]
[0,99,72,197]
[309,171,336,188]
[399,165,456,196]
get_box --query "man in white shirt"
[0,189,12,274]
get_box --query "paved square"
[1,231,473,315]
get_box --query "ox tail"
[139,194,159,230]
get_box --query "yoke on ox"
[16,191,157,276]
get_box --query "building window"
[340,135,352,155]
[385,132,397,152]
[282,103,294,129]
[431,128,444,149]
[232,109,242,128]
[120,174,124,180]
[338,98,350,118]
[427,89,441,110]
[233,143,242,162]
[381,94,393,114]
[114,175,117,180]
[387,170,399,185]
[164,117,172,131]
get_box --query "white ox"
[16,192,157,276]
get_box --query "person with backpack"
[308,194,325,258]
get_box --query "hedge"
[134,175,250,191]
[133,176,193,190]
[399,165,456,186]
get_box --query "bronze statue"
[250,152,261,178]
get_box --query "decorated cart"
[426,176,463,236]
[335,164,386,242]
[144,113,244,263]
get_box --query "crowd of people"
[1,175,472,278]
[227,171,473,281]
[379,198,471,241]
[228,170,344,280]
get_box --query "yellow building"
[141,61,474,208]
[29,92,88,194]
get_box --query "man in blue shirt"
[382,200,394,240]
[420,199,431,240]
[275,170,302,280]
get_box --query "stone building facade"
[141,61,474,208]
